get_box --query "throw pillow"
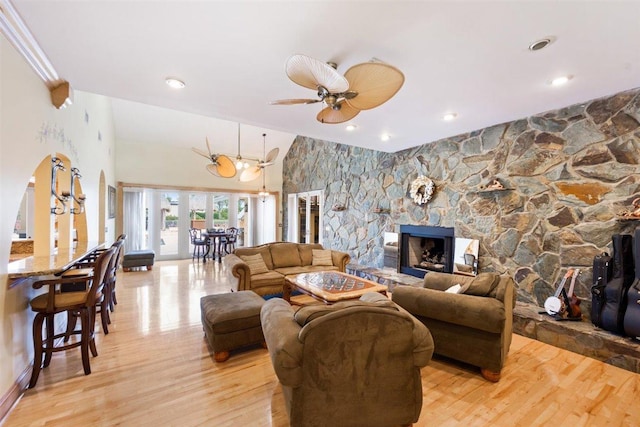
[312,249,333,266]
[459,273,500,296]
[445,284,462,294]
[240,254,269,275]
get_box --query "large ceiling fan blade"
[286,54,349,93]
[317,102,360,124]
[344,62,405,110]
[206,163,221,177]
[216,155,237,178]
[240,166,262,182]
[205,137,214,157]
[269,98,321,105]
[264,147,279,164]
[192,147,211,160]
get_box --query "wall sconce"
[50,81,73,109]
[70,167,86,214]
[51,157,69,215]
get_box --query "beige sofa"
[260,292,434,426]
[392,272,515,382]
[223,242,350,297]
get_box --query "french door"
[287,190,323,244]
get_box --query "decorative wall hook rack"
[51,157,69,215]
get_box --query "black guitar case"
[624,228,640,337]
[599,234,635,334]
[591,252,613,327]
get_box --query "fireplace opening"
[399,225,454,278]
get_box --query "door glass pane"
[189,193,207,230]
[237,197,248,248]
[309,195,320,244]
[212,195,230,230]
[298,195,307,243]
[160,192,179,256]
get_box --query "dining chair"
[28,246,115,388]
[224,227,239,253]
[190,228,209,262]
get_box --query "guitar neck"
[554,269,574,297]
[568,269,580,296]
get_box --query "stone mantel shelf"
[371,208,390,214]
[474,188,514,194]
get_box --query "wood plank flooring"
[3,259,640,426]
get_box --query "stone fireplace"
[399,225,454,278]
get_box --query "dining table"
[202,230,231,263]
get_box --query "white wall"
[115,139,284,192]
[0,36,116,398]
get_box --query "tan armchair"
[260,293,434,427]
[392,272,515,382]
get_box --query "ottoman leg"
[214,351,230,363]
[147,265,153,271]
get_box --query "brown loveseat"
[392,272,515,382]
[223,242,350,297]
[260,292,434,426]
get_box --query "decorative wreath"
[409,176,435,205]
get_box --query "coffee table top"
[285,271,387,303]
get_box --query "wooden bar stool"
[28,246,115,388]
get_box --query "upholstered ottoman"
[122,250,155,272]
[200,291,266,362]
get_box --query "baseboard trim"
[0,365,31,424]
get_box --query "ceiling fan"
[192,137,237,178]
[240,133,279,182]
[270,54,405,124]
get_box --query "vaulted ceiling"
[12,1,640,157]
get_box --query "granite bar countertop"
[7,241,104,287]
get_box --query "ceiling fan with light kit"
[192,127,278,181]
[240,133,279,182]
[270,54,405,124]
[191,137,237,178]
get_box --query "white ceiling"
[11,0,640,155]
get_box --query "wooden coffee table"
[283,271,387,304]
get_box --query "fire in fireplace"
[399,225,454,278]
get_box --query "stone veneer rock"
[283,88,640,313]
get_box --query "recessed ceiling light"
[443,112,457,121]
[165,77,185,89]
[529,38,552,51]
[551,75,572,86]
[380,134,390,141]
[345,124,357,131]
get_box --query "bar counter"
[7,241,104,288]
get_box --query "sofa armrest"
[222,254,251,292]
[260,298,304,387]
[331,250,351,272]
[392,285,505,334]
[360,292,434,368]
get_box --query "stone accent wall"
[283,88,640,310]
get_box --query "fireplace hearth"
[399,225,454,278]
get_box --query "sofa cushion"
[274,265,339,276]
[250,271,286,289]
[240,254,269,275]
[270,242,303,268]
[298,243,324,266]
[235,245,274,270]
[293,298,398,326]
[312,249,333,266]
[460,273,500,296]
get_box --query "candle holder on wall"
[70,167,86,214]
[50,157,70,215]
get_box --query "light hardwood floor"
[4,259,640,426]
